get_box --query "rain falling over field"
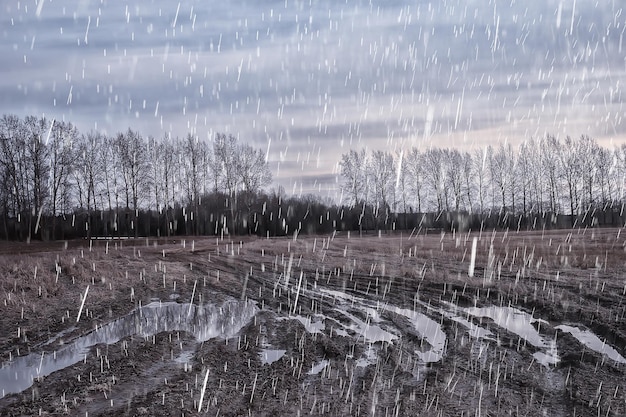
[1,0,626,416]
[1,0,624,194]
[0,230,626,415]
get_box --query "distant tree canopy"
[0,114,272,240]
[1,113,624,241]
[338,135,626,231]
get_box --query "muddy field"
[0,227,626,416]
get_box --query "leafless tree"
[115,129,150,237]
[0,115,28,238]
[368,150,396,227]
[404,148,424,212]
[489,143,516,214]
[73,131,104,237]
[48,121,77,238]
[423,148,447,212]
[445,149,464,211]
[238,142,272,195]
[182,133,205,235]
[578,135,599,209]
[461,151,474,212]
[594,146,616,206]
[212,133,241,233]
[339,149,368,208]
[473,148,489,214]
[557,136,583,218]
[22,116,50,239]
[541,135,561,213]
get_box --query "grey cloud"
[0,0,624,197]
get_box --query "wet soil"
[1,228,626,416]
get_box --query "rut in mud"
[1,229,626,416]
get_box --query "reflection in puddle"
[445,313,493,340]
[308,359,329,375]
[335,309,397,343]
[0,300,257,398]
[556,325,626,364]
[260,349,287,365]
[318,288,443,361]
[386,306,446,363]
[292,316,325,334]
[356,345,378,368]
[463,305,559,366]
[276,315,326,333]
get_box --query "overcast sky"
[1,0,625,198]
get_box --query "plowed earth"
[1,228,626,416]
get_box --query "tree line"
[0,114,272,240]
[339,135,626,230]
[2,113,624,241]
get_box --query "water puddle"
[318,288,442,360]
[442,312,494,340]
[276,315,325,334]
[384,306,446,363]
[174,350,195,365]
[0,299,257,398]
[260,349,287,365]
[556,325,626,364]
[308,359,329,375]
[334,309,397,343]
[356,344,379,368]
[462,305,559,366]
[334,328,349,337]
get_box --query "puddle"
[276,315,325,334]
[356,344,378,368]
[260,349,287,365]
[334,328,349,337]
[463,305,559,366]
[335,309,397,343]
[37,326,78,348]
[0,299,257,398]
[308,359,329,375]
[443,312,494,340]
[385,306,446,363]
[556,325,626,364]
[318,288,443,359]
[174,350,195,365]
[317,288,398,343]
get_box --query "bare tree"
[212,133,242,233]
[48,121,77,238]
[147,134,178,236]
[541,135,561,213]
[489,144,511,214]
[182,133,204,235]
[473,148,489,214]
[578,135,599,209]
[557,136,583,218]
[404,148,424,212]
[461,151,474,212]
[23,116,50,239]
[238,143,272,195]
[115,129,150,237]
[595,146,616,205]
[339,149,368,208]
[423,148,447,212]
[368,150,396,228]
[445,149,464,211]
[395,150,409,216]
[73,131,104,238]
[0,115,28,238]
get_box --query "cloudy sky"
[1,0,624,198]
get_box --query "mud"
[0,228,625,415]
